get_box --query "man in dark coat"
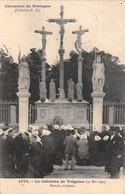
[64,129,78,170]
[5,129,16,177]
[59,125,67,160]
[0,130,9,177]
[105,127,124,178]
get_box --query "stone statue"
[76,82,83,102]
[49,79,56,102]
[39,81,46,102]
[92,55,105,92]
[18,55,30,92]
[67,78,74,102]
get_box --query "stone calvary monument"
[34,5,90,127]
[16,5,106,131]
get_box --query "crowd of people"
[0,123,124,178]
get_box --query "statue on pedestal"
[18,55,30,92]
[67,78,74,102]
[76,82,83,102]
[49,79,56,102]
[39,81,46,102]
[92,55,105,92]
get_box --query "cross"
[47,5,76,50]
[72,25,89,55]
[47,5,76,99]
[35,26,52,56]
[72,26,89,84]
[35,26,52,86]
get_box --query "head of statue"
[21,55,26,62]
[96,55,101,63]
[51,79,54,82]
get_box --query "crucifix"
[35,26,52,82]
[47,5,76,99]
[35,26,52,101]
[72,25,89,83]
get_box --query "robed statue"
[92,55,105,92]
[18,55,30,92]
[49,79,56,102]
[67,78,74,102]
[39,81,46,102]
[76,82,83,102]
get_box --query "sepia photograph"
[0,1,125,192]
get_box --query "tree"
[49,49,125,103]
[0,47,124,103]
[0,49,18,101]
[27,48,51,103]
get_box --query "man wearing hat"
[105,126,124,178]
[64,127,78,170]
[0,129,7,177]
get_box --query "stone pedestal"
[17,92,30,132]
[35,99,89,127]
[91,92,105,132]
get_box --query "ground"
[45,164,124,179]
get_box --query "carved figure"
[67,78,74,102]
[49,79,56,102]
[18,55,30,91]
[39,81,46,102]
[76,82,83,102]
[92,55,105,92]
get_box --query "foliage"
[0,47,124,103]
[0,49,18,101]
[49,49,125,103]
[26,48,51,103]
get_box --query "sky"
[0,1,125,65]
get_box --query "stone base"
[35,99,89,127]
[17,91,31,132]
[91,91,105,132]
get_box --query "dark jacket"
[64,135,78,155]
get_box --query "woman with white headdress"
[77,132,90,165]
[41,128,56,174]
[26,135,46,178]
